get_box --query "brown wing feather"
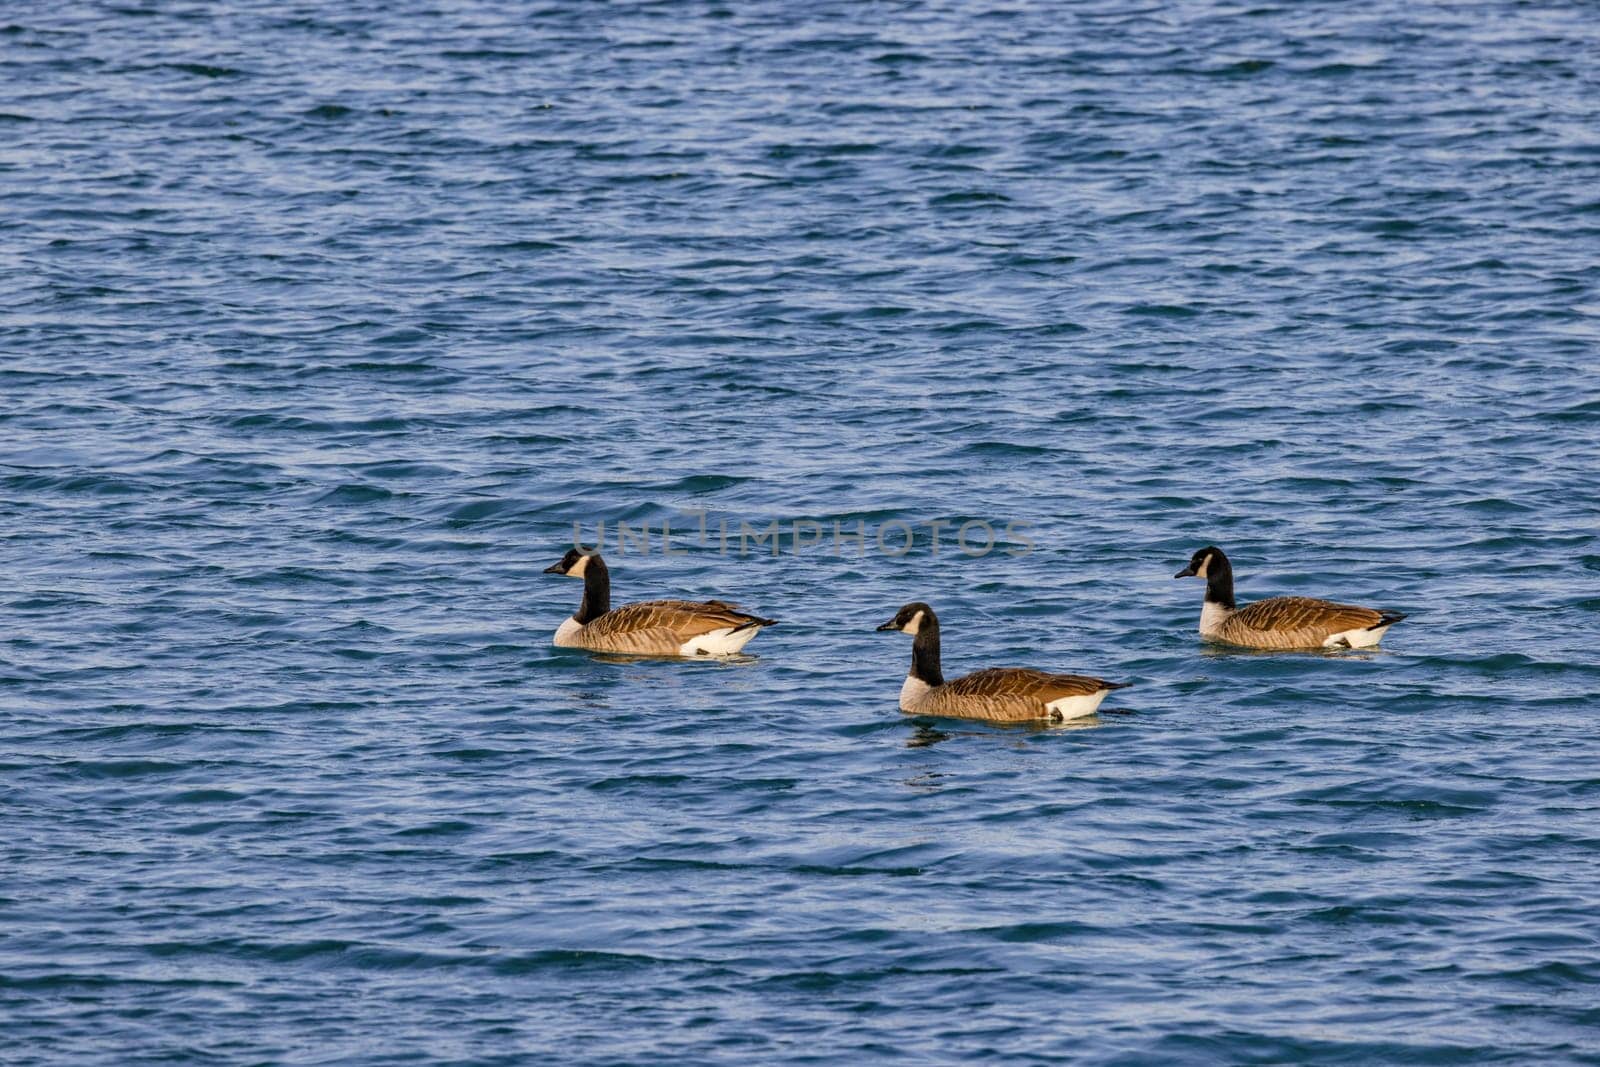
[1222,596,1384,648]
[578,599,770,654]
[924,668,1120,723]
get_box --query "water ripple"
[3,0,1600,1064]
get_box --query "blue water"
[4,1,1600,1063]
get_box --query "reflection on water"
[903,714,1104,748]
[903,771,949,789]
[1198,644,1387,662]
[1037,715,1104,732]
[583,650,762,667]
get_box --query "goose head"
[1175,546,1227,580]
[876,601,936,636]
[544,548,599,578]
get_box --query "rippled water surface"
[4,1,1600,1063]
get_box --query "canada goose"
[1175,545,1406,650]
[543,549,777,656]
[875,602,1129,722]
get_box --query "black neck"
[1205,556,1236,610]
[575,557,611,624]
[910,621,944,687]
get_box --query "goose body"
[544,550,776,657]
[1175,546,1406,650]
[876,602,1128,723]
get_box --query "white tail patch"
[1323,623,1393,649]
[1046,689,1111,721]
[678,625,763,657]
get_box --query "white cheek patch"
[904,610,925,636]
[568,555,590,578]
[1195,554,1211,579]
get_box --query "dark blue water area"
[3,0,1600,1063]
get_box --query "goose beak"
[543,561,566,574]
[1174,565,1196,578]
[875,619,899,632]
